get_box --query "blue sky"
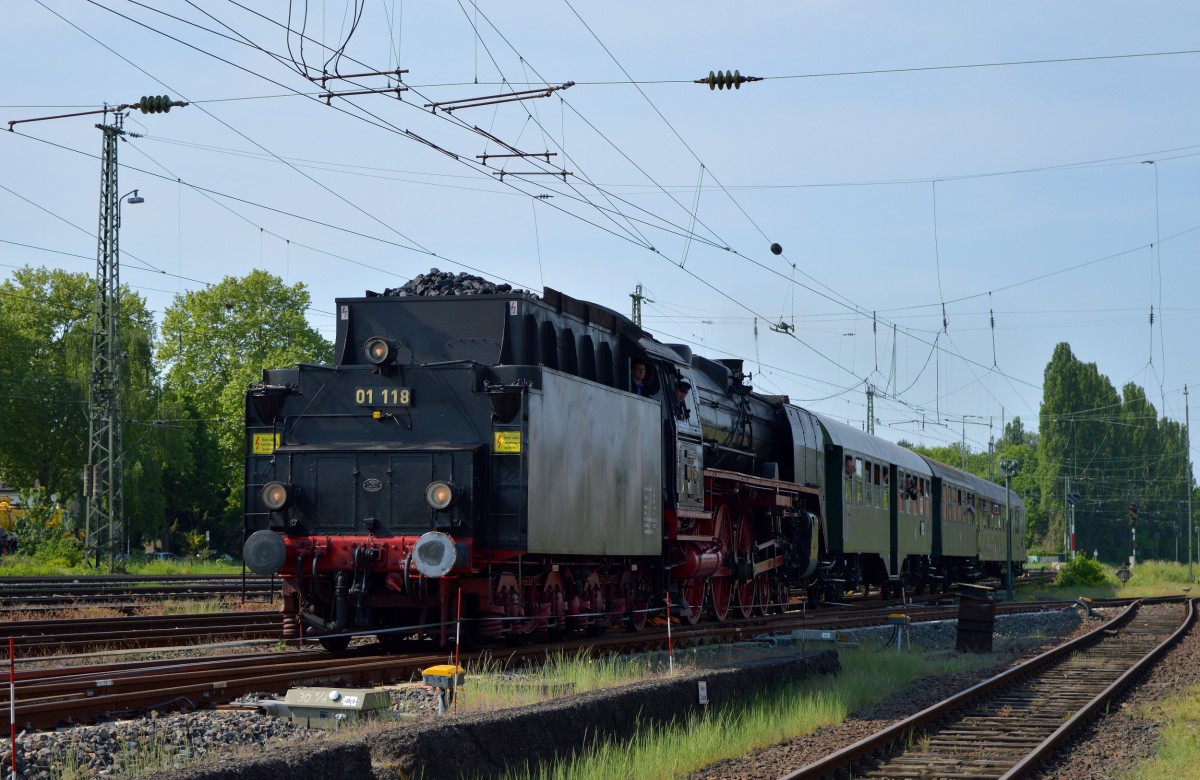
[3,1,1199,466]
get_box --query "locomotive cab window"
[629,359,661,397]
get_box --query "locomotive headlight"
[425,481,458,511]
[261,481,294,511]
[363,337,395,365]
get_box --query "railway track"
[0,574,280,611]
[782,598,1194,780]
[0,610,286,653]
[0,592,1092,734]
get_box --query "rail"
[779,597,1194,780]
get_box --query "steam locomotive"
[242,280,1025,649]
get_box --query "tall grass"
[502,646,991,780]
[0,555,242,577]
[1123,686,1200,780]
[1019,558,1197,602]
[0,556,79,576]
[455,651,670,713]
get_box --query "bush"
[12,489,83,567]
[1054,554,1110,587]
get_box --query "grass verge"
[1123,685,1200,780]
[501,646,993,780]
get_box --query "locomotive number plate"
[354,387,412,407]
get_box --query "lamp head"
[126,190,144,205]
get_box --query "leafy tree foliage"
[0,268,93,497]
[1039,343,1193,564]
[0,268,158,537]
[156,270,332,510]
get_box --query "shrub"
[12,489,84,567]
[1054,554,1110,587]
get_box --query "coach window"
[843,456,854,504]
[882,469,890,509]
[863,461,872,506]
[855,458,864,505]
[873,463,882,508]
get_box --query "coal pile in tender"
[382,268,525,297]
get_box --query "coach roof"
[808,411,931,475]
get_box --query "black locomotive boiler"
[242,276,1024,648]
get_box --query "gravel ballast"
[6,606,1191,780]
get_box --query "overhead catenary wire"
[14,0,1195,444]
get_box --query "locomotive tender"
[242,279,1025,649]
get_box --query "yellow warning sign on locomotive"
[493,431,521,454]
[251,433,280,454]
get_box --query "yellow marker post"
[422,664,465,715]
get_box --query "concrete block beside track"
[139,649,838,780]
[139,740,374,780]
[369,650,839,780]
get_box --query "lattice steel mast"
[8,96,184,570]
[85,110,127,569]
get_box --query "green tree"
[0,266,168,553]
[1038,343,1191,564]
[157,270,331,511]
[0,267,157,530]
[0,267,92,497]
[1038,343,1124,557]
